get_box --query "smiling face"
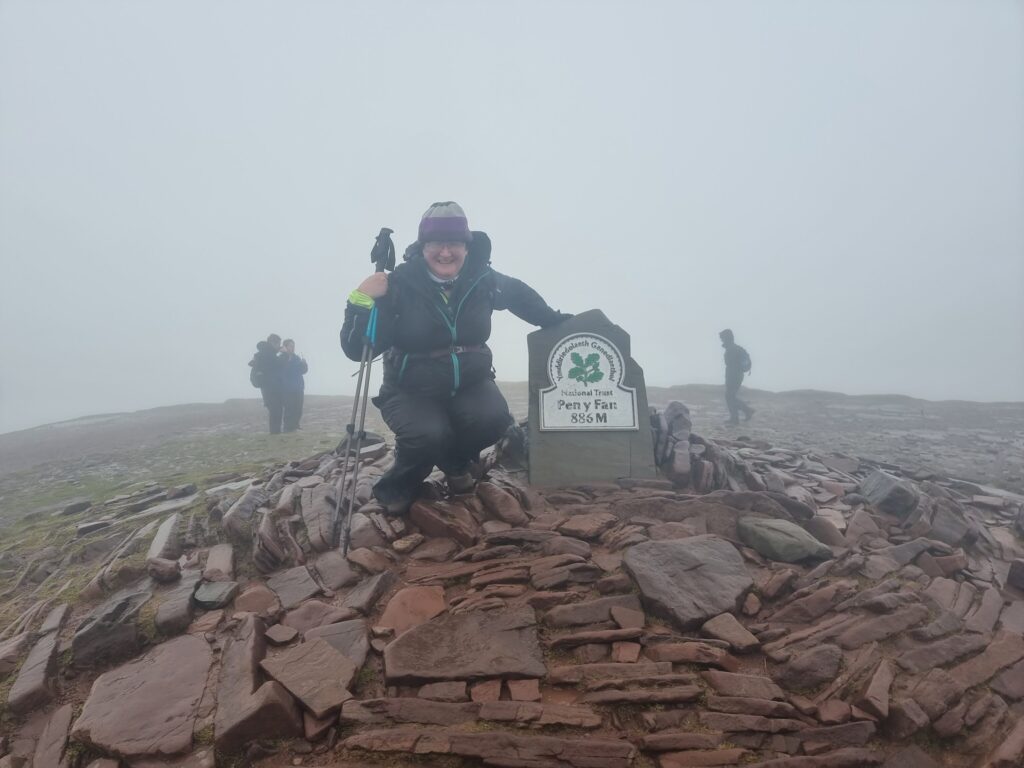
[422,241,468,280]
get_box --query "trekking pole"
[333,228,395,553]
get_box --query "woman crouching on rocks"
[340,201,570,514]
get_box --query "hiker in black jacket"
[251,334,285,434]
[720,328,754,426]
[340,202,570,513]
[280,339,308,433]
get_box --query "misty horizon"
[2,1,1022,435]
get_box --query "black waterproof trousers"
[724,372,752,423]
[262,388,284,434]
[374,379,513,506]
[283,391,304,432]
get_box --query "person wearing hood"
[340,201,570,513]
[250,333,285,434]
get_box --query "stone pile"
[1,401,1024,767]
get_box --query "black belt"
[397,344,488,359]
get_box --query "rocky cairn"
[2,405,1024,767]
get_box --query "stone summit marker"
[528,309,656,487]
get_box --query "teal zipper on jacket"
[433,270,490,396]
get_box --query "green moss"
[64,740,106,765]
[195,723,215,746]
[137,598,162,644]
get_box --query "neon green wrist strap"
[348,290,375,309]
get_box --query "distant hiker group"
[249,334,308,434]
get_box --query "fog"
[1,0,1022,435]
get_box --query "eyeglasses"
[423,242,467,255]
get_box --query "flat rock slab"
[702,671,785,700]
[797,721,876,747]
[836,604,930,649]
[773,644,843,691]
[880,746,941,768]
[419,681,469,702]
[384,605,546,684]
[266,566,321,609]
[341,569,397,614]
[202,544,234,582]
[265,624,298,645]
[623,536,753,629]
[547,662,672,684]
[312,550,360,589]
[659,748,749,767]
[214,615,302,753]
[550,627,643,648]
[72,634,213,757]
[33,702,73,768]
[0,632,30,676]
[897,633,990,674]
[260,637,356,718]
[155,574,201,635]
[344,729,636,768]
[557,512,618,540]
[73,587,152,666]
[194,581,238,609]
[702,613,760,653]
[639,732,723,751]
[647,642,739,670]
[343,698,602,729]
[706,695,799,718]
[39,603,70,635]
[950,630,1024,690]
[544,594,641,628]
[305,619,369,668]
[282,600,353,633]
[147,513,183,561]
[698,712,806,733]
[233,583,281,616]
[992,658,1024,701]
[580,685,702,704]
[7,631,59,714]
[376,586,446,636]
[301,483,335,552]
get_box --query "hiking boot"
[381,496,414,516]
[445,471,476,495]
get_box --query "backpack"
[739,347,752,374]
[249,358,264,388]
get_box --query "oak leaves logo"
[568,352,604,384]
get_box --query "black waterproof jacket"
[251,342,283,392]
[340,231,569,401]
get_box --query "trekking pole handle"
[371,227,396,273]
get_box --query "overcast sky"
[1,0,1022,434]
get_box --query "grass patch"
[195,723,215,746]
[64,740,106,765]
[138,598,162,644]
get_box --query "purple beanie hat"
[418,201,472,244]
